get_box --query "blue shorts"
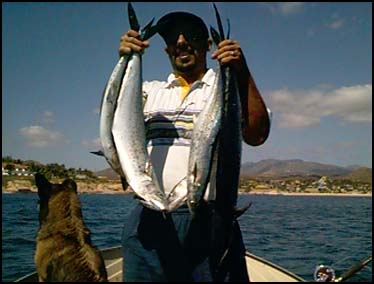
[121,201,214,282]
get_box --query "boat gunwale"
[14,246,305,282]
[245,251,306,282]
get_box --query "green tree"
[4,164,15,172]
[2,156,13,163]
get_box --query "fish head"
[132,177,168,211]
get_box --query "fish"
[210,3,243,224]
[111,3,168,212]
[186,71,224,217]
[99,3,158,179]
[166,178,188,212]
[209,4,252,281]
[99,55,129,178]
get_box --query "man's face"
[165,33,209,74]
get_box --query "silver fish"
[210,19,243,218]
[186,70,224,217]
[101,3,167,211]
[166,178,188,211]
[99,2,156,180]
[209,4,252,281]
[99,56,128,178]
[112,51,168,212]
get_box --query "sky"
[2,2,372,171]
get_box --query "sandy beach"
[2,179,371,197]
[244,191,372,197]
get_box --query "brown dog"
[34,173,108,282]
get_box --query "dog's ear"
[62,178,77,193]
[35,173,51,199]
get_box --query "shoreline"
[2,179,372,197]
[3,189,371,197]
[243,191,372,197]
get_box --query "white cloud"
[327,19,344,30]
[326,13,345,30]
[268,84,372,128]
[19,125,66,147]
[42,111,55,124]
[263,3,304,16]
[278,3,304,15]
[323,85,372,121]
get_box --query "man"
[118,11,271,282]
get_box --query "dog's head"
[35,173,78,224]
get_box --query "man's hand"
[211,39,249,76]
[212,39,270,146]
[118,29,150,57]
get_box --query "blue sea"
[2,193,372,282]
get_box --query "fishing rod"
[313,255,372,282]
[334,255,372,282]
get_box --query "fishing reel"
[313,265,336,282]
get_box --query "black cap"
[157,12,209,44]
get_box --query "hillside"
[344,167,372,183]
[240,159,352,178]
[95,159,372,183]
[94,168,121,180]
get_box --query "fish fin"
[167,177,187,199]
[167,178,188,211]
[145,19,169,41]
[210,26,221,47]
[213,3,225,41]
[144,159,154,177]
[233,201,252,219]
[127,2,140,32]
[139,199,160,211]
[120,177,129,191]
[90,150,104,156]
[192,164,202,187]
[226,18,230,39]
[135,194,168,212]
[142,17,155,32]
[142,24,158,41]
[128,3,158,41]
[193,163,198,181]
[141,18,156,40]
[208,138,219,181]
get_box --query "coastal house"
[253,184,273,193]
[315,176,331,192]
[304,186,319,193]
[14,167,33,177]
[2,164,33,177]
[75,174,87,179]
[2,167,10,176]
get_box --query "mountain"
[240,159,361,179]
[95,159,372,182]
[345,164,364,171]
[344,167,372,183]
[94,168,121,180]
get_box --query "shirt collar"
[166,68,216,88]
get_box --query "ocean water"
[2,193,372,282]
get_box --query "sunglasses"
[163,28,207,45]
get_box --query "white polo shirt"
[143,68,216,201]
[143,68,272,202]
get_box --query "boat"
[15,246,305,282]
